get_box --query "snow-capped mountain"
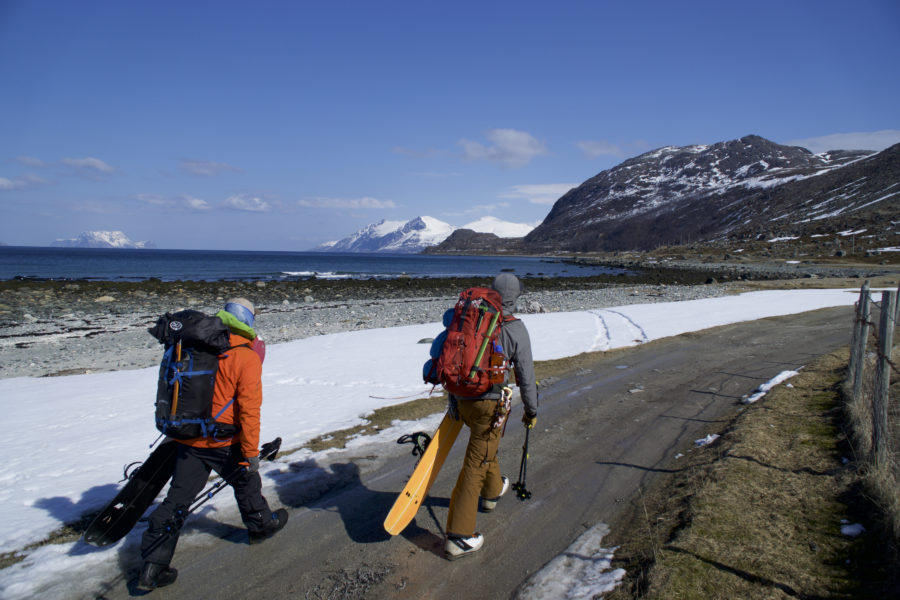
[313,217,455,253]
[461,216,535,238]
[51,231,155,249]
[314,216,534,253]
[523,135,896,252]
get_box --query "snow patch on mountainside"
[50,231,155,249]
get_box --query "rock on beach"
[0,258,887,380]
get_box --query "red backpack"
[425,287,509,397]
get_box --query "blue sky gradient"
[2,0,898,250]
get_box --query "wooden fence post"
[851,284,871,405]
[849,282,870,391]
[872,290,897,468]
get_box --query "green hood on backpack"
[216,310,257,340]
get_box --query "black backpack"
[148,310,242,440]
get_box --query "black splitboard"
[83,440,179,547]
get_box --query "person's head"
[224,297,256,327]
[491,272,523,312]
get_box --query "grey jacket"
[498,316,538,417]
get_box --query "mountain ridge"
[430,135,898,257]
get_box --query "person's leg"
[215,444,287,541]
[139,445,210,588]
[446,399,502,537]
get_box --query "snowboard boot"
[136,562,178,591]
[480,476,510,513]
[248,508,288,544]
[444,533,484,561]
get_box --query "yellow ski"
[384,412,463,535]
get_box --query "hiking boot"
[444,533,484,560]
[248,508,288,544]
[480,476,510,513]
[136,562,177,591]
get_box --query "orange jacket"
[180,333,263,458]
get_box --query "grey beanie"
[492,273,523,312]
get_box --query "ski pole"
[141,437,282,559]
[512,427,532,501]
[188,437,282,511]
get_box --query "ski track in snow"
[588,309,649,351]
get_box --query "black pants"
[141,443,273,566]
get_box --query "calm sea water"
[0,247,623,282]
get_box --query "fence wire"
[847,286,900,539]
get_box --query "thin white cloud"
[499,183,577,205]
[183,195,212,211]
[0,173,49,190]
[785,130,900,154]
[61,157,115,173]
[223,194,272,212]
[73,200,119,214]
[135,194,213,211]
[577,140,623,158]
[459,129,548,168]
[12,156,47,168]
[135,194,171,206]
[296,196,397,209]
[441,205,502,218]
[179,159,242,176]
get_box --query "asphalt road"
[99,306,854,599]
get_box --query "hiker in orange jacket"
[138,298,287,592]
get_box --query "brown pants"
[445,398,504,537]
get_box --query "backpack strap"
[207,342,256,440]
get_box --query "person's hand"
[448,396,460,421]
[522,412,537,429]
[241,456,260,473]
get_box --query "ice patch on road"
[516,522,625,599]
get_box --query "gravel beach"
[1,258,892,380]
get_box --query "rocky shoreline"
[0,258,893,380]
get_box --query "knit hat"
[491,273,524,312]
[224,297,256,327]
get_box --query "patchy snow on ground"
[0,288,863,599]
[743,370,801,404]
[516,522,625,600]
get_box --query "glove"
[241,456,260,473]
[522,411,537,429]
[448,396,460,421]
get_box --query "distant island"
[51,231,156,249]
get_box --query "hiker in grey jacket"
[444,272,538,560]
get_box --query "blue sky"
[1,0,898,251]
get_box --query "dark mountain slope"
[523,135,888,252]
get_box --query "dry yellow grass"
[606,349,898,599]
